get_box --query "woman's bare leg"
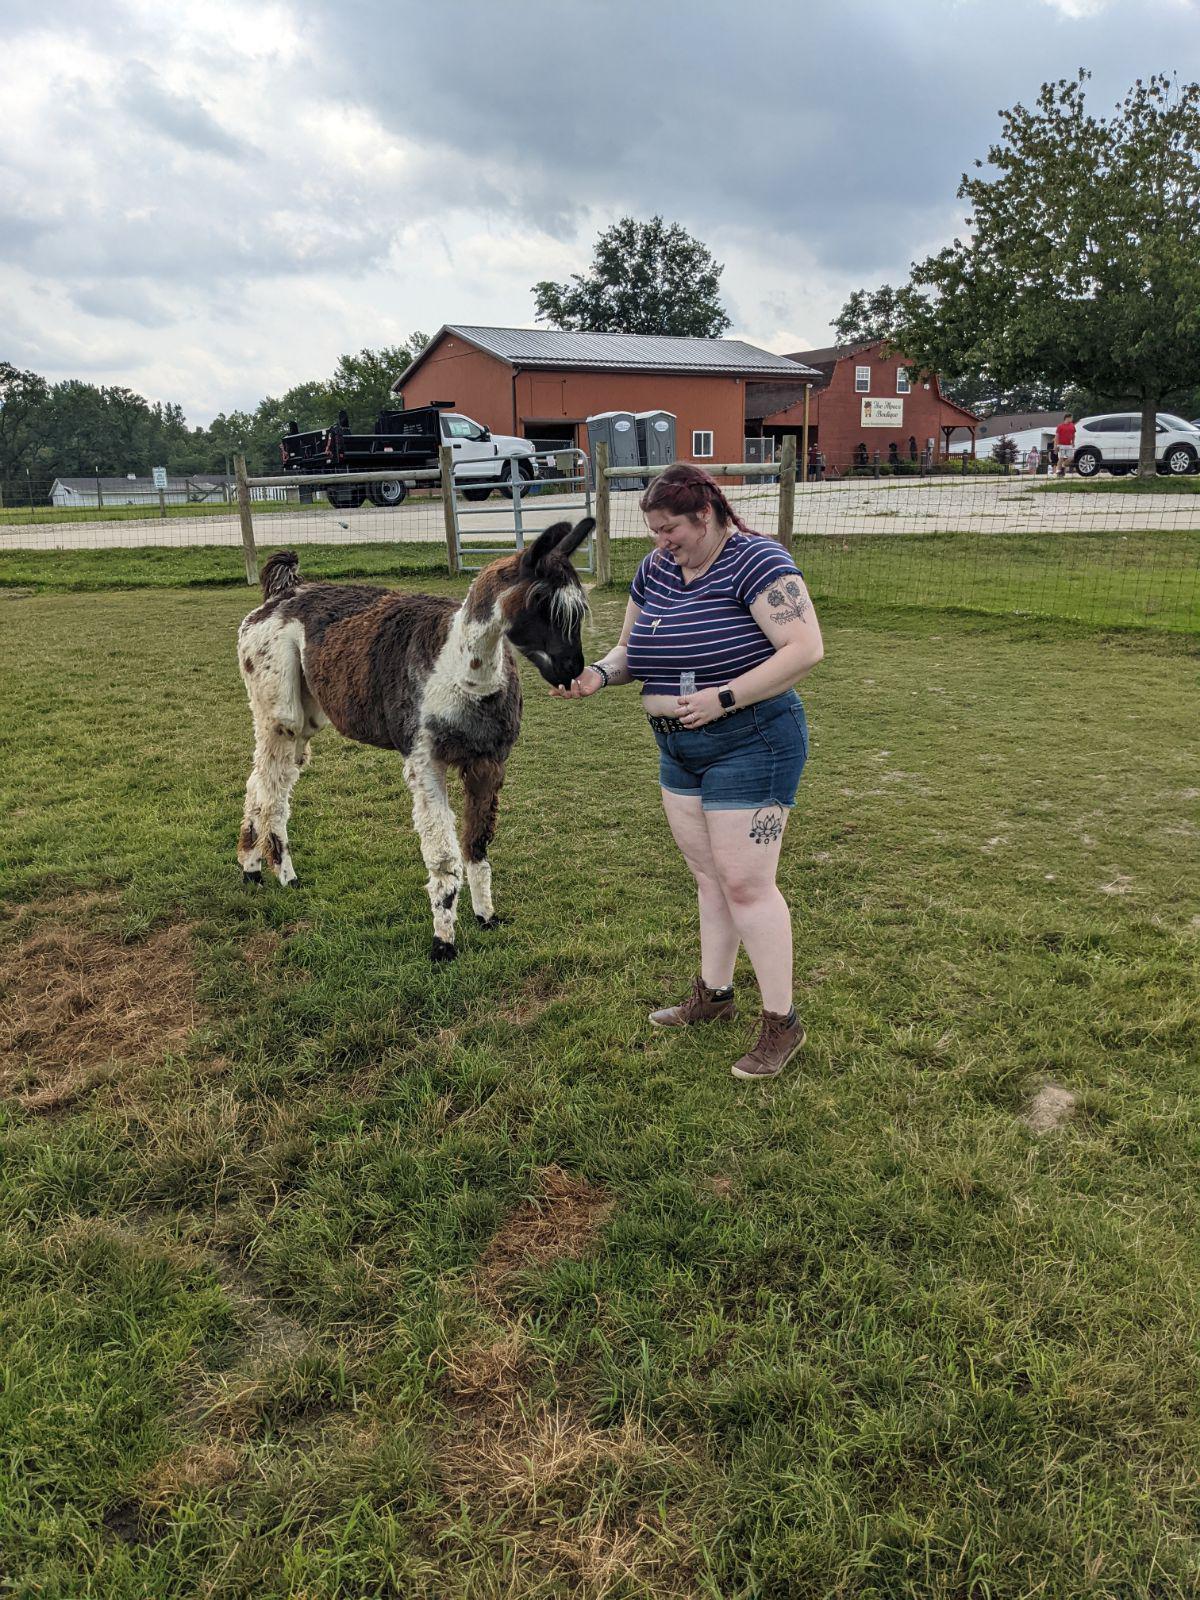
[702,805,793,1013]
[660,789,740,988]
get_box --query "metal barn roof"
[395,326,819,391]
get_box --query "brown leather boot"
[731,1007,806,1079]
[648,976,736,1028]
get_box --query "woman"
[551,464,824,1080]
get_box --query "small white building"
[947,410,1067,463]
[50,474,235,508]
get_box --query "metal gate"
[452,448,595,572]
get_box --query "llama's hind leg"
[460,758,505,930]
[239,709,305,887]
[404,741,463,960]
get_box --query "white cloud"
[2,0,1198,423]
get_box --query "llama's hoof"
[242,869,263,885]
[475,914,503,931]
[282,876,301,889]
[430,937,458,962]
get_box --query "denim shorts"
[651,690,809,811]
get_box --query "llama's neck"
[443,596,509,697]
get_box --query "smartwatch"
[717,686,736,711]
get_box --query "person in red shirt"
[1055,415,1076,476]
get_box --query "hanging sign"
[861,399,904,427]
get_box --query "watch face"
[718,688,735,709]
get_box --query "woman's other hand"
[549,666,606,700]
[676,688,725,727]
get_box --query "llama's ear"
[555,517,594,558]
[520,522,573,571]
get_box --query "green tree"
[832,286,1064,415]
[329,345,414,431]
[896,72,1200,476]
[832,285,901,345]
[0,362,49,501]
[533,216,731,337]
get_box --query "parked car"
[280,404,543,509]
[1071,413,1200,478]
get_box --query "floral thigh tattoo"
[749,805,784,845]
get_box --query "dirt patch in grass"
[0,896,202,1111]
[476,1164,613,1295]
[436,1172,706,1593]
[441,1394,701,1598]
[139,1441,242,1509]
[494,972,564,1027]
[701,1174,736,1200]
[242,929,281,970]
[1022,1081,1079,1134]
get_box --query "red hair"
[639,463,764,537]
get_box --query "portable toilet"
[585,410,641,490]
[635,410,676,469]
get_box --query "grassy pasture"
[1,569,1198,1598]
[1033,477,1200,494]
[4,527,1198,634]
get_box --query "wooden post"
[777,435,797,555]
[439,444,460,575]
[96,476,104,508]
[594,441,611,585]
[157,488,166,519]
[800,385,811,484]
[234,454,259,587]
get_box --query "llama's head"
[493,518,593,688]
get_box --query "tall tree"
[832,285,901,345]
[329,345,414,431]
[533,216,731,337]
[832,286,1065,415]
[0,362,49,500]
[896,72,1200,476]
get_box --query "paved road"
[2,479,1196,553]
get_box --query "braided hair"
[639,463,761,537]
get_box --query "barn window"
[692,430,714,458]
[896,369,911,394]
[855,366,871,393]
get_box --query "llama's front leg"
[404,746,463,961]
[461,758,505,929]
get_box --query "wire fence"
[3,456,1197,634]
[606,468,1200,634]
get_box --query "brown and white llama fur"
[236,519,592,959]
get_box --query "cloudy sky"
[2,0,1198,424]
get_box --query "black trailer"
[279,404,450,509]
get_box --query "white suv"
[1071,413,1200,477]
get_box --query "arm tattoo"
[770,578,810,627]
[748,805,784,845]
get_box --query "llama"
[236,518,593,959]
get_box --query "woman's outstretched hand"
[549,666,606,700]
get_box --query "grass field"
[4,530,1198,635]
[1,567,1198,1598]
[1034,477,1200,494]
[0,496,314,527]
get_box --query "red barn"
[747,339,979,470]
[392,325,820,464]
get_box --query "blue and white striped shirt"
[627,532,802,694]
